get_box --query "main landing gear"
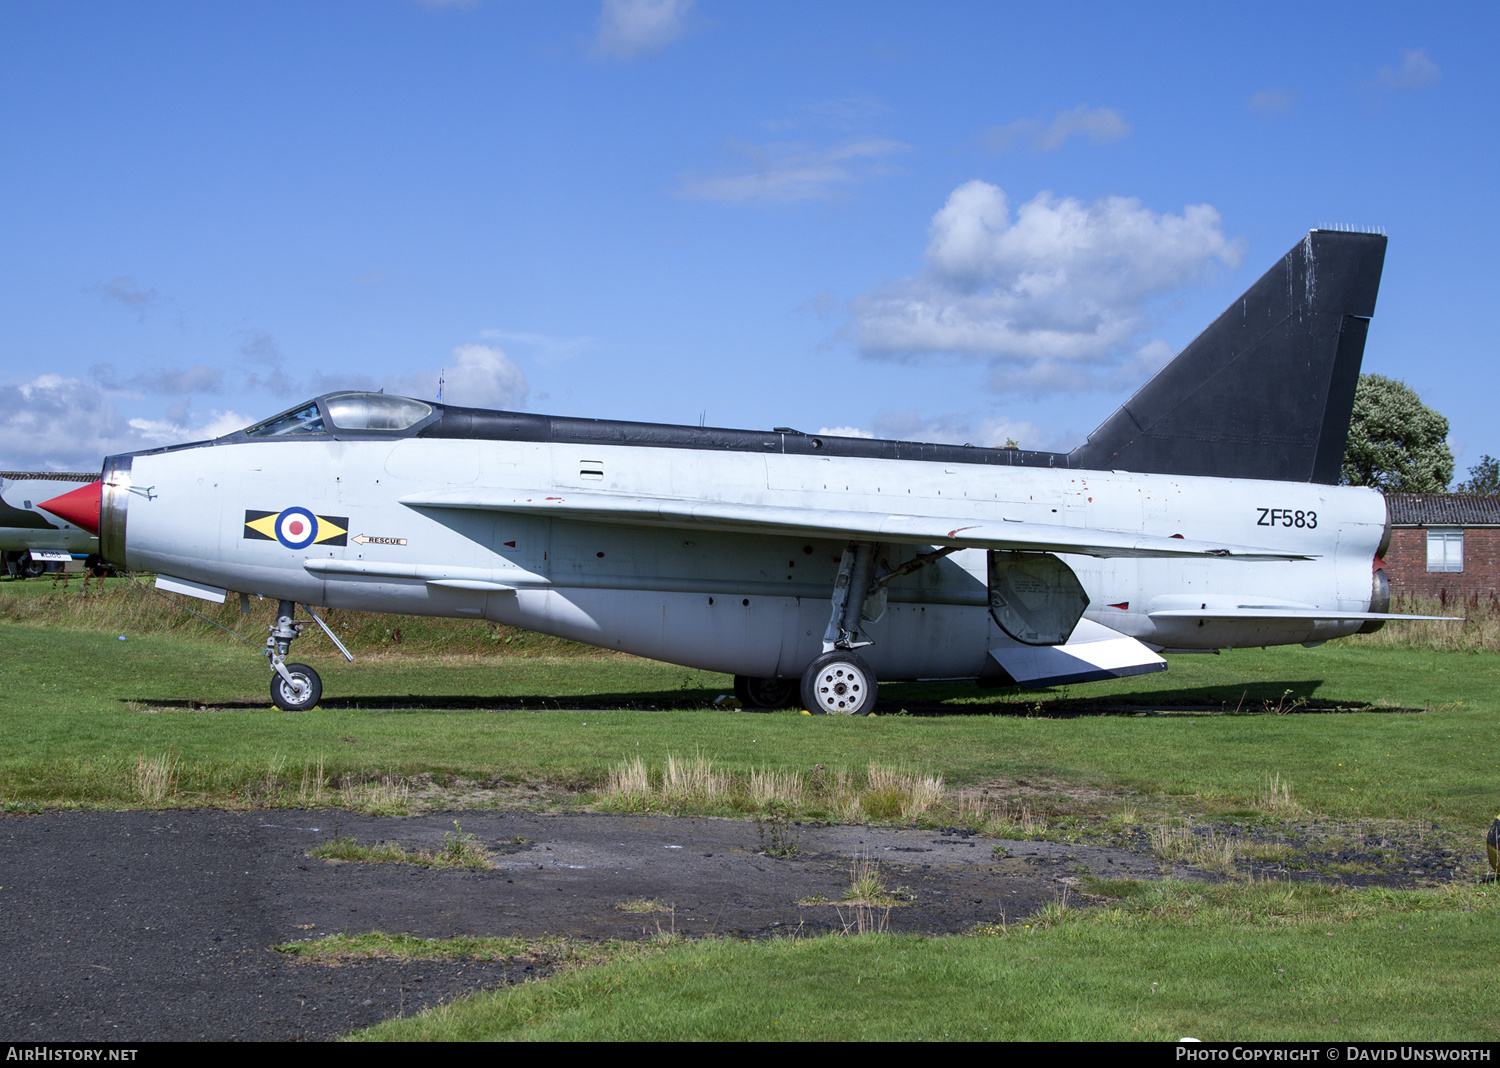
[800,541,957,716]
[264,599,353,712]
[724,542,967,715]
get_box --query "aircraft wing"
[398,489,1311,561]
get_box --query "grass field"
[2,598,1496,829]
[351,880,1500,1042]
[4,573,1498,1041]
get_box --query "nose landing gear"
[265,599,351,712]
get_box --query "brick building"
[1383,493,1500,603]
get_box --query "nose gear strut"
[265,599,353,712]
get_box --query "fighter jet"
[1,472,102,577]
[41,230,1441,712]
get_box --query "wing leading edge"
[398,489,1311,561]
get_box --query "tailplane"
[1070,229,1387,483]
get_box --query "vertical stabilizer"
[1069,230,1387,483]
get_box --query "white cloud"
[1376,48,1440,90]
[869,409,1057,451]
[677,137,909,203]
[816,426,874,439]
[1247,89,1298,116]
[0,374,249,470]
[439,343,528,409]
[366,343,530,410]
[592,0,694,61]
[479,329,591,367]
[128,409,252,446]
[983,106,1132,153]
[848,181,1242,393]
[90,363,224,395]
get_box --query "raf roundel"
[274,506,320,550]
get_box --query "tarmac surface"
[0,808,1171,1042]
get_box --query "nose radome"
[37,480,102,535]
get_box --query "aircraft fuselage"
[107,433,1386,681]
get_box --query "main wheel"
[734,675,799,709]
[20,557,45,579]
[270,663,322,712]
[800,651,876,715]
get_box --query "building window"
[1426,527,1464,572]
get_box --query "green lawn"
[353,880,1499,1042]
[1,619,1497,829]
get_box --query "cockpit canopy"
[326,393,433,431]
[243,393,434,438]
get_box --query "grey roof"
[1386,493,1500,526]
[0,471,98,483]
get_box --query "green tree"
[1340,374,1454,492]
[1454,454,1500,495]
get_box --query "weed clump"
[1150,822,1239,872]
[661,750,729,804]
[337,773,411,816]
[954,795,1050,839]
[597,754,944,825]
[861,763,943,821]
[616,898,673,914]
[309,822,491,869]
[133,753,176,804]
[1255,772,1301,817]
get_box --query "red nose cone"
[37,481,102,535]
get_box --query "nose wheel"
[800,651,876,715]
[271,663,322,712]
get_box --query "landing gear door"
[987,550,1089,646]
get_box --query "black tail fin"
[1069,229,1387,483]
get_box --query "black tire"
[800,651,877,715]
[270,663,322,712]
[733,675,799,710]
[20,557,45,579]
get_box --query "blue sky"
[1,1,1494,477]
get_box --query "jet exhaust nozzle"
[98,455,133,568]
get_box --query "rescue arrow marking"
[352,534,407,546]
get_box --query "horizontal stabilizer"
[988,619,1167,688]
[1148,608,1460,622]
[399,490,1311,561]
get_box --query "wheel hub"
[818,666,865,712]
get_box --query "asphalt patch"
[0,808,1164,1041]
